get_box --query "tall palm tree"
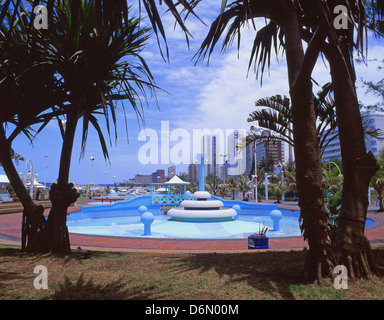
[194,0,384,282]
[0,4,68,250]
[1,0,200,253]
[194,0,334,282]
[30,1,159,253]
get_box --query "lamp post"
[90,156,94,197]
[25,160,34,199]
[219,154,228,184]
[250,125,261,202]
[44,154,48,187]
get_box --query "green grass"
[0,245,383,300]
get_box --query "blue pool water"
[67,195,374,239]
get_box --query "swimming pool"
[67,195,304,239]
[67,195,374,239]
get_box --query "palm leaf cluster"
[0,5,65,142]
[246,84,384,156]
[42,0,158,161]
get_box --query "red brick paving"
[0,204,383,251]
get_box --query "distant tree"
[371,157,384,212]
[226,176,238,200]
[218,185,228,199]
[206,175,220,196]
[238,177,252,200]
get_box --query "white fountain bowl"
[180,200,224,209]
[168,207,236,222]
[193,191,212,200]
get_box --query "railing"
[151,193,194,204]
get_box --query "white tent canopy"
[164,175,189,185]
[26,179,47,189]
[0,175,10,184]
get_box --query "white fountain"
[167,191,236,222]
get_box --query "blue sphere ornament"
[138,205,148,215]
[232,204,241,211]
[270,209,282,231]
[141,211,154,225]
[141,211,154,236]
[270,209,282,221]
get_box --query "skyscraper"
[188,163,199,181]
[321,111,384,162]
[203,134,222,178]
[255,130,285,170]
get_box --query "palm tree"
[238,177,252,200]
[30,1,159,253]
[268,181,288,204]
[205,175,220,196]
[194,0,334,282]
[322,161,343,201]
[247,87,383,157]
[226,176,238,200]
[218,185,228,199]
[0,4,68,250]
[194,0,384,282]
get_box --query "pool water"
[67,211,302,239]
[67,196,375,239]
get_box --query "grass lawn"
[0,245,383,300]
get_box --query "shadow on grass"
[171,250,308,300]
[48,274,161,300]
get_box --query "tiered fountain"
[167,190,236,222]
[168,153,237,222]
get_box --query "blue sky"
[4,3,384,185]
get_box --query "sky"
[4,2,384,186]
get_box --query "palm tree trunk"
[37,111,80,253]
[329,44,378,279]
[0,125,45,251]
[283,2,336,282]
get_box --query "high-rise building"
[203,134,221,178]
[188,163,199,181]
[135,174,152,185]
[168,165,176,179]
[321,111,384,162]
[255,130,285,169]
[151,169,165,183]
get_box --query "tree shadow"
[48,273,162,300]
[171,250,307,300]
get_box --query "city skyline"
[3,5,384,185]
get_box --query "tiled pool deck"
[1,200,384,252]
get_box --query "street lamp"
[90,156,95,197]
[44,154,49,187]
[219,154,228,183]
[250,125,261,202]
[24,160,34,199]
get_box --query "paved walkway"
[0,200,383,252]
